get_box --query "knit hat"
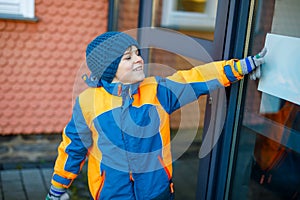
[85,32,140,83]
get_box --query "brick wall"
[0,0,109,135]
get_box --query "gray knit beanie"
[86,32,140,83]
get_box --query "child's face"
[113,45,145,84]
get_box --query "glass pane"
[152,0,218,40]
[230,0,300,199]
[112,0,139,31]
[148,48,207,199]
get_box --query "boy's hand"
[249,48,267,80]
[45,185,70,200]
[235,48,267,80]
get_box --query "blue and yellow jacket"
[51,60,243,199]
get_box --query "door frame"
[210,0,254,199]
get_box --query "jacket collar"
[100,79,140,97]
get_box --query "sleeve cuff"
[52,174,73,188]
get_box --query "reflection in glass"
[156,0,218,40]
[176,0,207,13]
[249,100,300,199]
[110,0,140,32]
[230,0,300,199]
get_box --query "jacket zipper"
[119,84,134,181]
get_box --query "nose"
[133,53,143,64]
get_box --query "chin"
[133,77,145,83]
[123,74,145,84]
[138,74,145,81]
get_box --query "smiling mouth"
[133,66,143,71]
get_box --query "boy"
[46,31,266,200]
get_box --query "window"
[160,0,218,40]
[0,0,36,20]
[161,0,218,31]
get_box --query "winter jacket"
[51,60,243,199]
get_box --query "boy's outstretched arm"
[156,48,267,113]
[192,47,267,87]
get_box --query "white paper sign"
[258,33,300,106]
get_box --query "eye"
[125,55,131,60]
[122,53,131,60]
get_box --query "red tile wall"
[0,0,108,135]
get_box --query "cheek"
[121,64,132,74]
[116,63,132,77]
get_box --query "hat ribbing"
[86,32,139,83]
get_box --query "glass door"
[228,0,300,199]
